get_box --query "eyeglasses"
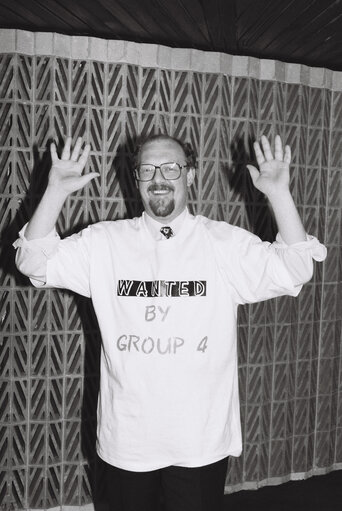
[134,162,188,181]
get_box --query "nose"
[153,166,165,182]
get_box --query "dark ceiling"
[1,0,342,71]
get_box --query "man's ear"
[186,167,195,187]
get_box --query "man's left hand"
[247,135,291,199]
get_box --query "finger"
[253,142,265,166]
[71,137,83,161]
[274,135,283,161]
[61,137,72,160]
[261,135,273,161]
[65,173,100,194]
[284,145,291,164]
[78,144,91,168]
[50,142,58,164]
[247,164,259,186]
[78,173,100,188]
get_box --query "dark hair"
[133,134,197,169]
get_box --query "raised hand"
[48,137,99,196]
[247,135,291,199]
[24,137,99,241]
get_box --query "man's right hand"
[24,137,98,241]
[48,137,98,197]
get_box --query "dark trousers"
[103,457,228,511]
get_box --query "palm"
[254,159,290,193]
[49,159,88,192]
[247,135,291,198]
[48,137,97,194]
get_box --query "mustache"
[148,183,175,193]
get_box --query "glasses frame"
[134,162,188,182]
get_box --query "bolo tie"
[160,226,174,239]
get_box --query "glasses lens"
[160,163,181,179]
[137,165,155,181]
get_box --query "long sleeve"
[215,225,327,305]
[271,232,327,286]
[13,224,60,287]
[13,223,92,297]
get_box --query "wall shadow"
[0,141,54,286]
[112,134,144,220]
[226,135,277,242]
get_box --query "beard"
[149,196,175,217]
[147,183,175,217]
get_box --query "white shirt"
[13,211,327,471]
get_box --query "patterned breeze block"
[0,29,341,509]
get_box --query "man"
[14,133,326,511]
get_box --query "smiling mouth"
[152,189,171,196]
[148,185,174,196]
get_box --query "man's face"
[136,139,195,223]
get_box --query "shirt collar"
[144,208,188,240]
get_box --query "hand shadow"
[227,135,277,242]
[110,134,144,220]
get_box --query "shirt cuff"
[274,233,327,262]
[13,223,60,258]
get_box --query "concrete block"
[72,36,89,60]
[274,60,285,82]
[157,44,172,69]
[249,56,260,78]
[232,55,249,77]
[17,30,34,55]
[324,69,332,90]
[309,67,325,88]
[285,63,301,84]
[54,32,72,58]
[300,64,310,86]
[139,43,158,67]
[89,36,107,61]
[35,32,54,55]
[108,39,126,63]
[260,59,276,80]
[203,51,221,73]
[125,41,142,66]
[332,71,342,91]
[171,47,191,70]
[220,53,233,76]
[190,48,204,72]
[0,28,16,53]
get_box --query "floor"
[224,470,342,510]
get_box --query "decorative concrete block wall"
[0,29,341,509]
